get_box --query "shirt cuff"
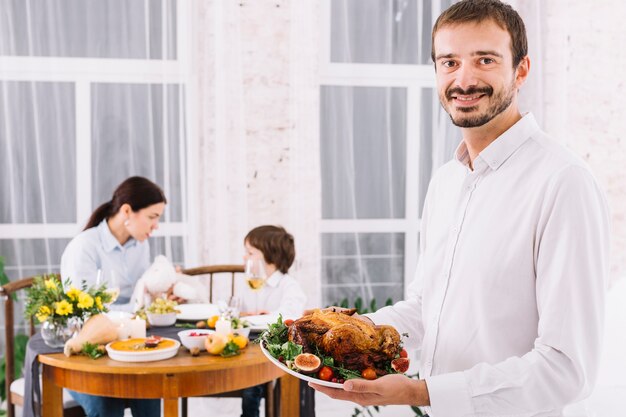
[425,371,474,417]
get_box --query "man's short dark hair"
[245,225,295,274]
[431,0,528,68]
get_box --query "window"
[0,0,191,339]
[320,0,458,308]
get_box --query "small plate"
[106,337,180,362]
[244,314,281,332]
[260,343,343,389]
[176,304,220,321]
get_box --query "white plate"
[106,337,180,362]
[244,314,281,331]
[260,343,343,389]
[176,303,220,321]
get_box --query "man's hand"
[165,286,186,304]
[309,374,430,408]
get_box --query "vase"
[41,317,83,348]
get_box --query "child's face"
[243,240,265,263]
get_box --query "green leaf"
[339,298,349,309]
[369,298,377,312]
[0,256,16,302]
[81,342,106,359]
[385,297,393,307]
[354,297,363,312]
[220,341,241,357]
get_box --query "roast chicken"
[288,309,401,373]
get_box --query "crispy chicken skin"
[288,309,401,372]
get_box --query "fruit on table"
[207,315,219,328]
[232,334,248,349]
[63,314,118,357]
[205,332,229,355]
[196,320,207,329]
[293,353,321,373]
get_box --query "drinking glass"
[244,259,267,313]
[96,269,121,304]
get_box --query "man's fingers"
[344,379,376,393]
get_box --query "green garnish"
[81,342,106,359]
[220,341,241,357]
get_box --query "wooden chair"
[179,265,276,417]
[1,276,85,417]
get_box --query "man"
[311,1,610,416]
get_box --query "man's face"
[433,20,525,128]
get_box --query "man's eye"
[479,57,495,64]
[441,60,456,68]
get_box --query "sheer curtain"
[319,0,544,308]
[0,0,187,350]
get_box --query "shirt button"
[452,227,458,233]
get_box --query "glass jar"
[41,317,82,348]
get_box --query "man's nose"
[454,64,479,90]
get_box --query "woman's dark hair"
[431,0,528,68]
[245,225,295,274]
[84,176,167,230]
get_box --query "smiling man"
[310,1,611,416]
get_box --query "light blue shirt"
[60,219,150,310]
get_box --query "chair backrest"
[181,264,244,303]
[1,276,36,417]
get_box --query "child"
[240,225,306,417]
[240,225,306,319]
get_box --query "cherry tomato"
[399,348,408,358]
[284,319,294,327]
[317,366,334,381]
[361,368,377,380]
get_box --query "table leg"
[279,374,300,417]
[163,398,179,417]
[41,365,63,417]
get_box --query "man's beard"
[441,81,515,128]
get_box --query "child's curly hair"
[244,225,295,274]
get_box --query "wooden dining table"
[38,343,301,417]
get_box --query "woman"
[60,176,165,417]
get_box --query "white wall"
[542,0,626,285]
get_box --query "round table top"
[39,343,280,376]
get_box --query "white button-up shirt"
[369,113,610,417]
[60,219,151,308]
[237,270,307,319]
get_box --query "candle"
[215,318,232,336]
[117,318,132,340]
[129,318,147,339]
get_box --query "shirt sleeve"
[426,165,610,416]
[60,236,100,288]
[274,276,308,319]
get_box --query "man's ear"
[515,55,530,88]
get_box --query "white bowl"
[177,329,213,351]
[146,312,177,327]
[232,327,251,338]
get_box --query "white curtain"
[0,0,186,347]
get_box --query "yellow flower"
[55,300,73,316]
[44,279,57,290]
[66,286,82,301]
[35,305,52,322]
[95,296,103,310]
[77,293,94,309]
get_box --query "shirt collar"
[454,112,540,171]
[97,219,137,252]
[266,270,284,288]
